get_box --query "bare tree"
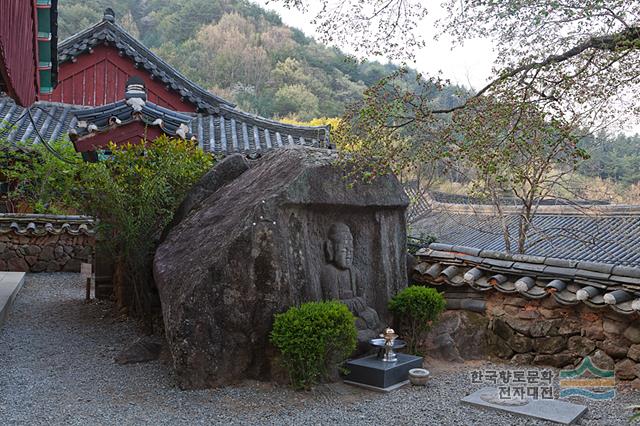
[271,1,640,127]
[274,1,639,251]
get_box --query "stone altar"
[153,147,409,389]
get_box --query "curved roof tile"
[0,214,95,236]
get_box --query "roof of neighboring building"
[0,94,331,155]
[0,213,95,236]
[412,209,640,267]
[57,8,233,113]
[0,96,78,146]
[0,7,330,154]
[428,190,610,206]
[413,243,640,316]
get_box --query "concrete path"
[0,271,25,327]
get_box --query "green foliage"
[3,136,213,319]
[273,84,320,120]
[578,132,640,185]
[388,286,446,354]
[270,301,357,390]
[78,137,213,317]
[1,139,82,214]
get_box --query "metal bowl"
[368,338,407,349]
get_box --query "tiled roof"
[208,104,331,153]
[412,210,640,267]
[57,8,234,113]
[0,95,330,154]
[0,213,95,236]
[414,243,640,315]
[429,191,610,206]
[71,95,194,142]
[0,96,80,145]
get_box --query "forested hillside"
[58,0,462,120]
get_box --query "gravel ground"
[0,273,638,425]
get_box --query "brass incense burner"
[381,327,398,362]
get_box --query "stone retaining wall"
[0,214,95,273]
[0,233,94,272]
[413,245,640,387]
[423,291,640,387]
[485,292,640,386]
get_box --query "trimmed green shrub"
[270,301,357,390]
[388,285,446,354]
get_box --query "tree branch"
[430,25,640,114]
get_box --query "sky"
[254,2,496,91]
[254,1,639,135]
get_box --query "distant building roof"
[57,8,233,113]
[428,190,610,206]
[412,209,640,267]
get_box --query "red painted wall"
[42,45,197,112]
[0,0,38,106]
[74,121,164,152]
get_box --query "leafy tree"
[274,1,639,251]
[0,139,80,214]
[443,96,589,253]
[3,136,213,321]
[273,84,320,120]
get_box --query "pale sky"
[254,1,496,90]
[254,1,639,135]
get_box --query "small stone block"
[0,271,26,328]
[461,387,587,425]
[344,353,423,391]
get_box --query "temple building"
[0,8,330,160]
[0,0,58,106]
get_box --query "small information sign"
[81,262,92,279]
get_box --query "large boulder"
[153,147,409,389]
[423,310,489,362]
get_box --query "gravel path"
[0,273,637,425]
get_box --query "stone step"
[0,271,26,328]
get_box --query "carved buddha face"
[327,223,354,270]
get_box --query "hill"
[57,0,462,120]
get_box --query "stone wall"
[0,233,94,272]
[0,214,95,273]
[485,292,640,386]
[423,291,640,386]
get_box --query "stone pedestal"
[343,353,423,392]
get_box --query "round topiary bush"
[270,301,357,390]
[388,285,446,354]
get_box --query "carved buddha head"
[325,223,354,270]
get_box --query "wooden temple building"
[0,8,330,160]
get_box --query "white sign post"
[81,262,92,302]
